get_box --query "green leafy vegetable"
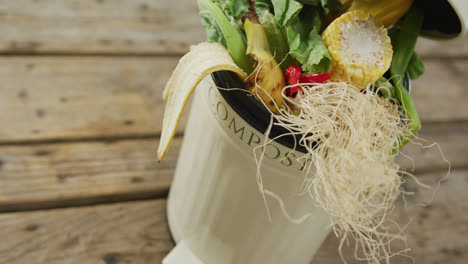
[375,76,396,99]
[271,0,303,26]
[200,13,228,46]
[296,0,320,5]
[318,0,343,16]
[260,10,297,70]
[390,7,424,151]
[198,0,253,73]
[296,0,343,15]
[256,0,274,17]
[388,25,425,82]
[227,0,249,19]
[227,0,273,20]
[407,52,425,80]
[286,6,332,73]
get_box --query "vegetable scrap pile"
[158,0,432,263]
[198,0,425,150]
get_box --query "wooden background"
[0,0,467,263]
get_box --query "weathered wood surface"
[0,56,181,142]
[416,37,468,58]
[0,57,467,142]
[0,199,173,264]
[0,122,464,212]
[1,170,466,264]
[0,0,204,55]
[0,137,181,212]
[0,0,467,57]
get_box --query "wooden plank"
[0,0,466,57]
[0,121,464,212]
[416,37,468,58]
[0,137,181,212]
[0,56,467,142]
[412,59,468,123]
[0,56,185,142]
[0,199,173,264]
[396,122,468,172]
[0,0,205,55]
[1,170,466,264]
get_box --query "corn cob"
[322,11,393,90]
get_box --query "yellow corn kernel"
[347,0,414,27]
[322,11,393,90]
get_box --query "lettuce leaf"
[227,0,273,20]
[296,0,343,16]
[271,0,303,26]
[286,6,332,73]
[260,10,298,70]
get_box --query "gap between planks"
[0,121,464,213]
[0,170,467,264]
[0,133,184,146]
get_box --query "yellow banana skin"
[158,42,247,161]
[244,18,286,114]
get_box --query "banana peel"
[158,42,247,161]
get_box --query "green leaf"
[199,13,227,46]
[375,76,396,99]
[388,26,425,81]
[256,0,274,17]
[390,10,424,79]
[286,6,331,73]
[296,0,343,16]
[296,0,320,5]
[271,0,303,26]
[260,10,297,70]
[227,0,249,19]
[407,52,425,80]
[197,0,253,73]
[227,0,273,20]
[301,31,332,73]
[318,0,343,16]
[389,7,424,151]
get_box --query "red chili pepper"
[299,72,331,84]
[284,66,302,97]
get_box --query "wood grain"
[0,0,205,55]
[0,170,466,264]
[0,0,466,56]
[0,56,467,142]
[0,137,181,212]
[0,199,173,264]
[416,37,468,58]
[0,122,464,212]
[0,56,183,142]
